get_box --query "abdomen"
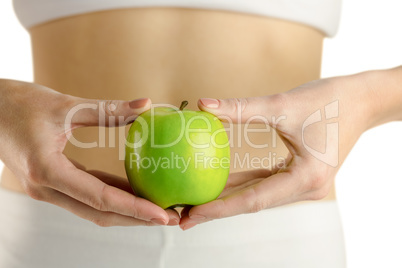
[6,8,326,195]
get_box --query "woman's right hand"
[0,79,179,227]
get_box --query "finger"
[42,187,159,227]
[198,97,303,158]
[86,169,180,225]
[179,205,200,231]
[67,157,86,171]
[85,169,181,225]
[166,209,180,226]
[179,170,275,230]
[67,97,152,127]
[197,95,285,125]
[45,154,170,224]
[219,178,265,199]
[85,169,134,194]
[179,205,192,219]
[218,169,272,199]
[223,169,273,190]
[186,171,302,222]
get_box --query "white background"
[1,1,402,267]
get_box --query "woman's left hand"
[179,72,380,230]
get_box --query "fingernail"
[151,218,167,225]
[189,214,206,220]
[182,222,197,231]
[200,98,219,109]
[129,98,149,109]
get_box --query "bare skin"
[1,8,335,209]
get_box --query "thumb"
[66,97,151,127]
[197,95,284,125]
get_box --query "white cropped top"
[13,0,341,37]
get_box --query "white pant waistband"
[0,186,346,268]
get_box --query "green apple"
[125,101,230,209]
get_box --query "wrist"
[357,66,402,130]
[327,72,375,138]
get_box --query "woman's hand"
[0,79,179,227]
[180,66,402,230]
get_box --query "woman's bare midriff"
[0,8,336,203]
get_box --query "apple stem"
[180,101,188,111]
